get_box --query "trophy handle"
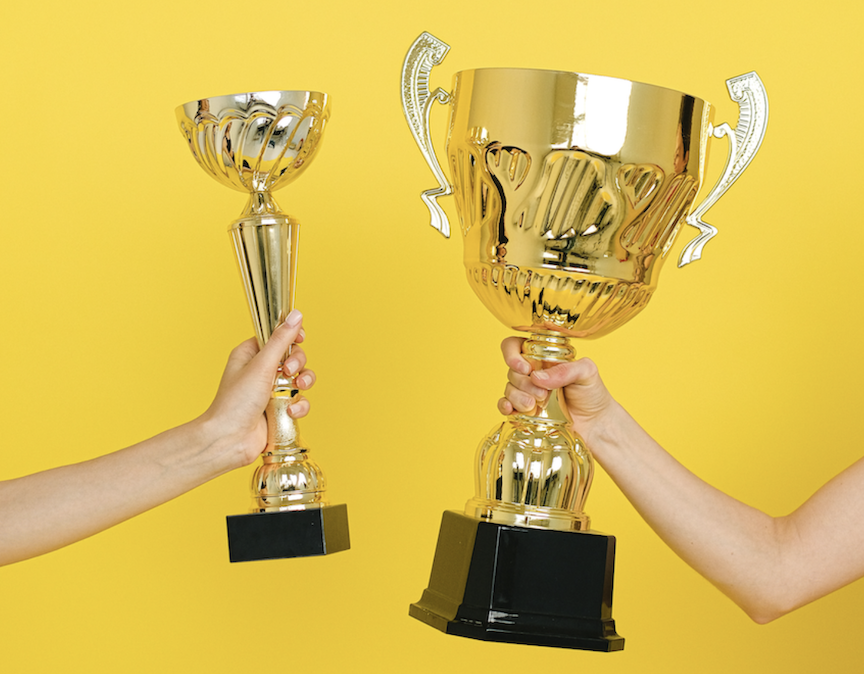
[401,31,453,238]
[678,71,769,267]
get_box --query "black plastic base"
[226,503,350,563]
[409,510,623,651]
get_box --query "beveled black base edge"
[409,510,624,652]
[226,503,349,563]
[409,602,623,651]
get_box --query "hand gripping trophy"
[401,32,767,650]
[176,91,349,563]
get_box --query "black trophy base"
[409,510,623,651]
[226,503,349,563]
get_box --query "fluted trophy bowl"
[176,90,329,214]
[453,69,711,339]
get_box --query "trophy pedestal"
[226,503,350,563]
[409,510,624,651]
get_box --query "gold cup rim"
[452,67,705,104]
[174,89,329,116]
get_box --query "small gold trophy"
[401,32,767,650]
[175,91,349,562]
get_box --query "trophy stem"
[465,331,594,531]
[521,332,576,425]
[229,212,328,512]
[223,207,349,561]
[250,396,327,513]
[241,190,283,217]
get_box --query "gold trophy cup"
[176,90,349,562]
[401,32,767,650]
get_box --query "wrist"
[188,413,253,477]
[580,401,633,464]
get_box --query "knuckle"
[577,357,599,379]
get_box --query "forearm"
[0,417,233,566]
[504,350,864,620]
[587,403,794,622]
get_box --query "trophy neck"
[520,332,575,426]
[242,191,283,216]
[251,396,328,512]
[522,332,575,363]
[466,330,594,531]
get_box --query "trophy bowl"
[400,31,767,651]
[176,90,329,215]
[453,68,709,339]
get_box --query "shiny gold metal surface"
[176,91,334,513]
[401,32,768,532]
[466,333,593,530]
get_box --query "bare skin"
[498,336,864,624]
[0,309,316,567]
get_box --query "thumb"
[244,309,304,383]
[530,358,601,390]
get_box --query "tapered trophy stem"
[465,332,594,531]
[230,211,327,511]
[223,208,349,560]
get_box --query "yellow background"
[1,1,862,671]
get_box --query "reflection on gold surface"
[448,68,710,339]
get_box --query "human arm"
[498,336,864,623]
[0,309,315,566]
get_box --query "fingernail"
[517,361,531,375]
[285,359,300,375]
[533,370,549,380]
[285,309,302,327]
[299,374,312,388]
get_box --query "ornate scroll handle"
[400,31,453,238]
[679,71,769,267]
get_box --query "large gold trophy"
[175,91,349,562]
[401,33,767,650]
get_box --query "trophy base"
[226,503,350,563]
[409,510,623,651]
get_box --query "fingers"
[250,309,304,377]
[282,345,307,378]
[531,357,601,390]
[500,336,543,416]
[504,382,540,413]
[283,347,316,391]
[286,398,310,419]
[507,367,548,399]
[501,336,530,375]
[498,353,605,419]
[295,368,316,391]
